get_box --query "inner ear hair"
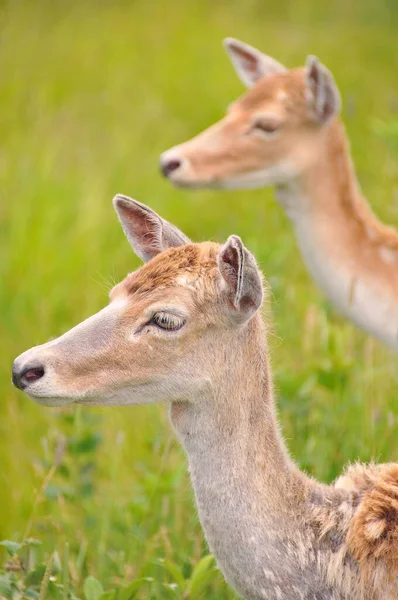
[305,55,341,122]
[113,194,190,263]
[223,38,287,88]
[220,236,245,309]
[218,235,263,321]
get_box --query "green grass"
[0,0,398,598]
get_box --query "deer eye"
[151,312,185,331]
[252,118,280,135]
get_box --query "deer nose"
[160,157,182,178]
[12,361,45,390]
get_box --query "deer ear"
[223,38,287,88]
[113,194,190,263]
[305,56,341,123]
[218,235,263,323]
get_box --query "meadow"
[1,1,398,598]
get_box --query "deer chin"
[25,381,161,408]
[26,386,132,408]
[26,393,79,407]
[221,161,299,190]
[26,387,119,408]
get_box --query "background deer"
[160,38,398,350]
[13,195,398,600]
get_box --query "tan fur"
[111,244,218,298]
[346,464,398,586]
[161,42,398,348]
[13,201,398,599]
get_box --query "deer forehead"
[235,69,307,115]
[110,242,221,306]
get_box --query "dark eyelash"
[150,312,185,331]
[253,120,279,133]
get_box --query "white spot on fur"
[176,275,189,286]
[176,275,196,290]
[364,518,386,540]
[365,225,377,241]
[276,90,288,101]
[262,568,276,581]
[109,296,128,310]
[379,245,397,265]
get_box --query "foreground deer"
[160,39,398,350]
[13,196,398,599]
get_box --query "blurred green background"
[1,0,398,598]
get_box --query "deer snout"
[160,156,182,177]
[12,358,45,390]
[159,149,188,179]
[160,146,217,189]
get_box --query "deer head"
[160,38,341,189]
[12,195,263,407]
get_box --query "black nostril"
[12,362,45,390]
[161,158,182,177]
[23,366,45,383]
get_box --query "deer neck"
[275,120,366,275]
[170,316,299,498]
[276,119,361,220]
[276,119,398,348]
[169,317,312,599]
